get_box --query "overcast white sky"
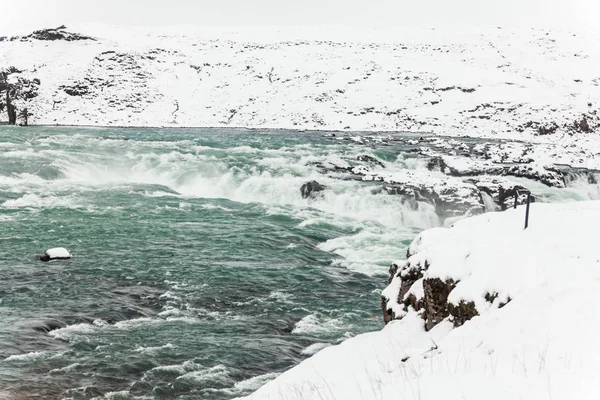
[1,0,599,35]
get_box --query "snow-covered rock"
[240,201,600,400]
[40,247,71,262]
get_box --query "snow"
[239,201,600,399]
[1,25,599,144]
[45,247,71,259]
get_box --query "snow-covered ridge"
[1,25,599,139]
[240,201,600,399]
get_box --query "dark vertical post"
[524,193,531,229]
[514,191,519,209]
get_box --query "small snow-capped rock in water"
[40,247,72,262]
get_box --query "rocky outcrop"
[517,114,598,136]
[357,154,385,168]
[300,180,326,199]
[14,26,95,42]
[470,179,532,210]
[382,261,424,324]
[427,156,565,188]
[59,83,90,97]
[422,278,456,330]
[381,238,481,331]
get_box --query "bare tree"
[0,69,38,125]
[19,107,30,126]
[0,71,18,125]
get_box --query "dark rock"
[383,181,485,219]
[382,256,429,324]
[423,278,456,331]
[33,319,67,333]
[17,26,95,42]
[387,263,399,284]
[59,83,90,96]
[448,300,479,327]
[300,180,326,199]
[357,154,385,168]
[485,292,498,303]
[433,185,485,218]
[381,296,395,324]
[498,297,512,308]
[537,122,559,135]
[574,116,591,133]
[504,165,564,187]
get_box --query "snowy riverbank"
[1,24,599,140]
[240,200,600,399]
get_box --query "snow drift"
[240,201,600,399]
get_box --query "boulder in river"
[40,247,72,262]
[300,180,326,199]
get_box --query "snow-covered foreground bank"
[1,25,599,141]
[240,201,600,399]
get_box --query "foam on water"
[292,314,351,336]
[177,364,232,384]
[135,343,176,354]
[2,193,84,209]
[3,351,46,362]
[230,372,281,392]
[267,290,294,303]
[301,342,332,356]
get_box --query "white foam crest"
[176,364,232,384]
[561,176,600,201]
[231,372,281,392]
[2,193,83,209]
[49,363,81,373]
[102,390,131,399]
[0,149,48,159]
[292,314,349,336]
[48,320,107,340]
[0,172,48,188]
[135,343,176,354]
[301,342,332,356]
[149,360,198,375]
[113,317,160,329]
[236,176,440,230]
[157,307,184,318]
[140,190,181,198]
[3,351,46,362]
[267,290,294,303]
[200,203,233,212]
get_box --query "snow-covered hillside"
[240,201,600,399]
[1,24,599,139]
